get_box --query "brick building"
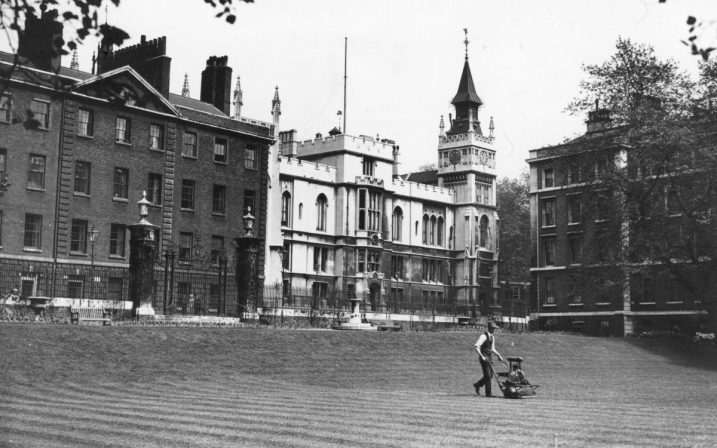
[528,108,713,336]
[0,12,273,313]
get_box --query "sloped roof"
[1,51,272,140]
[452,59,483,106]
[0,51,91,81]
[405,169,439,185]
[168,93,225,115]
[59,65,92,80]
[176,106,272,139]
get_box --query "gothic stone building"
[264,54,501,318]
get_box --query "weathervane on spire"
[463,28,470,60]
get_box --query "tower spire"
[447,29,482,136]
[181,73,190,97]
[233,75,243,119]
[463,28,470,61]
[70,49,79,70]
[271,85,281,125]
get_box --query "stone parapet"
[280,156,337,183]
[297,134,395,161]
[391,178,455,203]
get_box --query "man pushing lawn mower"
[473,320,503,397]
[472,320,539,399]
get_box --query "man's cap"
[487,321,498,329]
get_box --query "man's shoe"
[473,382,481,395]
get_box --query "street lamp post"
[88,225,100,305]
[129,191,159,318]
[235,207,260,320]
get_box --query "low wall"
[0,304,71,323]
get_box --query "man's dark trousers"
[476,356,492,396]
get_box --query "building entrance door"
[368,283,381,312]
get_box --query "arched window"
[474,216,479,250]
[281,191,291,227]
[430,216,436,245]
[448,226,454,249]
[316,194,328,231]
[422,215,429,244]
[392,207,403,241]
[437,217,444,247]
[299,203,303,220]
[479,215,490,249]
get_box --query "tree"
[657,0,715,61]
[567,38,717,332]
[496,171,530,284]
[677,13,716,61]
[0,0,254,97]
[416,163,437,172]
[0,0,252,57]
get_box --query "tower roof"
[451,59,482,106]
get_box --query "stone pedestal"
[235,236,262,318]
[129,223,158,318]
[334,298,377,331]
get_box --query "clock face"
[449,150,461,165]
[480,151,488,165]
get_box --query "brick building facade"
[528,108,713,336]
[0,13,273,313]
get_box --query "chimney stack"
[586,108,612,134]
[97,35,172,98]
[280,130,299,157]
[392,145,400,179]
[200,56,233,116]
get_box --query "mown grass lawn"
[1,324,716,447]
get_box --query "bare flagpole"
[343,37,347,134]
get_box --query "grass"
[1,324,716,447]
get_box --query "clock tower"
[437,30,499,318]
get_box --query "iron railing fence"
[1,261,502,319]
[261,286,466,316]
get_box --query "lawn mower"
[489,356,539,399]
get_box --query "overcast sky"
[5,0,716,178]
